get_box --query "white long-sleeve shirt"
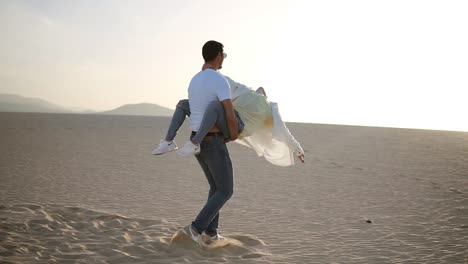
[223,75,253,100]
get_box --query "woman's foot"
[152,139,178,155]
[177,141,201,156]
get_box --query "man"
[181,40,244,244]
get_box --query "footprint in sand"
[1,204,270,263]
[168,229,244,248]
[166,228,268,259]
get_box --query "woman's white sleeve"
[286,126,304,155]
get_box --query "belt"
[191,131,224,141]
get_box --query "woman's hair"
[202,40,224,62]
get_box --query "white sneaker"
[207,233,226,243]
[182,224,200,243]
[177,141,200,156]
[200,233,227,245]
[152,139,178,155]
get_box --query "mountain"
[0,94,72,113]
[99,103,174,116]
[0,94,174,116]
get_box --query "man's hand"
[224,137,237,143]
[223,130,238,143]
[256,87,267,97]
[227,131,238,142]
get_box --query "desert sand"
[1,112,467,263]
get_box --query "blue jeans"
[191,134,233,236]
[165,99,243,235]
[165,99,244,143]
[165,100,191,141]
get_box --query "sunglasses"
[221,52,227,58]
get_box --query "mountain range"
[0,94,174,116]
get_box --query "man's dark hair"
[202,40,224,62]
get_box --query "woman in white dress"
[153,64,305,167]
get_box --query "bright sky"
[1,0,467,132]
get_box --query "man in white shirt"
[151,75,251,155]
[180,40,244,244]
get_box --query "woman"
[153,65,305,166]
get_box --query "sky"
[1,0,467,132]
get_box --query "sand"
[1,112,467,263]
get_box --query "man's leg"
[205,213,219,237]
[165,99,190,141]
[192,100,244,144]
[191,137,233,234]
[193,150,219,236]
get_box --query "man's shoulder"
[191,69,223,82]
[203,70,230,87]
[189,70,229,91]
[209,70,228,81]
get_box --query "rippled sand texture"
[0,204,267,264]
[1,113,468,263]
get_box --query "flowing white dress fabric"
[235,100,304,167]
[233,91,271,138]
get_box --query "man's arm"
[221,99,238,141]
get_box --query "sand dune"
[1,113,467,263]
[0,203,267,264]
